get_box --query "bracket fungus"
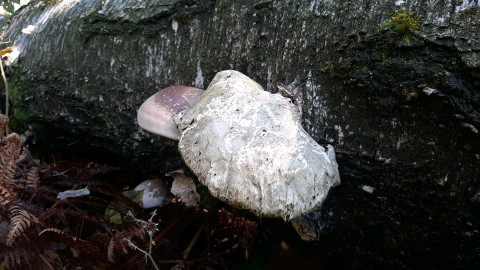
[137,85,203,140]
[173,70,341,220]
[136,71,340,220]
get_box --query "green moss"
[464,144,473,151]
[407,59,425,65]
[6,72,36,126]
[459,7,478,19]
[381,10,421,36]
[8,73,31,105]
[8,101,38,127]
[321,61,335,72]
[8,85,21,106]
[11,108,31,122]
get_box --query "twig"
[126,212,185,267]
[183,219,207,260]
[39,200,63,221]
[0,57,8,117]
[37,254,57,270]
[124,238,159,270]
[147,210,158,257]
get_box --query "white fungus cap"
[166,169,200,207]
[137,86,203,140]
[174,70,341,220]
[134,179,171,208]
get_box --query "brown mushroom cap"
[137,85,203,140]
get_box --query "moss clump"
[6,72,37,127]
[381,10,421,36]
[459,7,478,19]
[11,108,31,123]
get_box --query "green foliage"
[10,107,29,121]
[381,10,421,36]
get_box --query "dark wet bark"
[2,0,479,268]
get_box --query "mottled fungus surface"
[174,70,340,220]
[137,85,203,140]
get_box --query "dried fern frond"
[107,223,144,262]
[0,114,8,140]
[212,208,259,260]
[0,186,14,206]
[26,167,40,188]
[126,210,159,234]
[1,235,67,270]
[0,244,37,270]
[38,227,77,239]
[6,206,38,246]
[107,212,158,262]
[1,133,22,184]
[38,227,105,265]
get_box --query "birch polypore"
[174,70,340,220]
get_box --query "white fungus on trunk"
[174,70,340,220]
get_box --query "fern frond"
[26,167,40,188]
[38,227,105,265]
[0,133,22,184]
[0,186,14,206]
[107,225,143,262]
[107,213,158,262]
[1,236,66,270]
[0,114,7,140]
[6,206,38,246]
[38,228,78,242]
[0,244,36,270]
[107,235,119,262]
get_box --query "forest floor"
[1,117,337,269]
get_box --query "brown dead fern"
[0,115,20,206]
[1,132,21,185]
[0,115,48,269]
[26,167,40,188]
[1,235,65,270]
[0,185,14,206]
[0,113,164,269]
[107,211,158,263]
[0,113,7,139]
[6,205,39,246]
[210,208,259,260]
[1,244,37,270]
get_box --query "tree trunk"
[2,0,480,268]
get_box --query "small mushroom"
[167,169,200,207]
[132,179,172,208]
[137,85,203,140]
[105,179,171,224]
